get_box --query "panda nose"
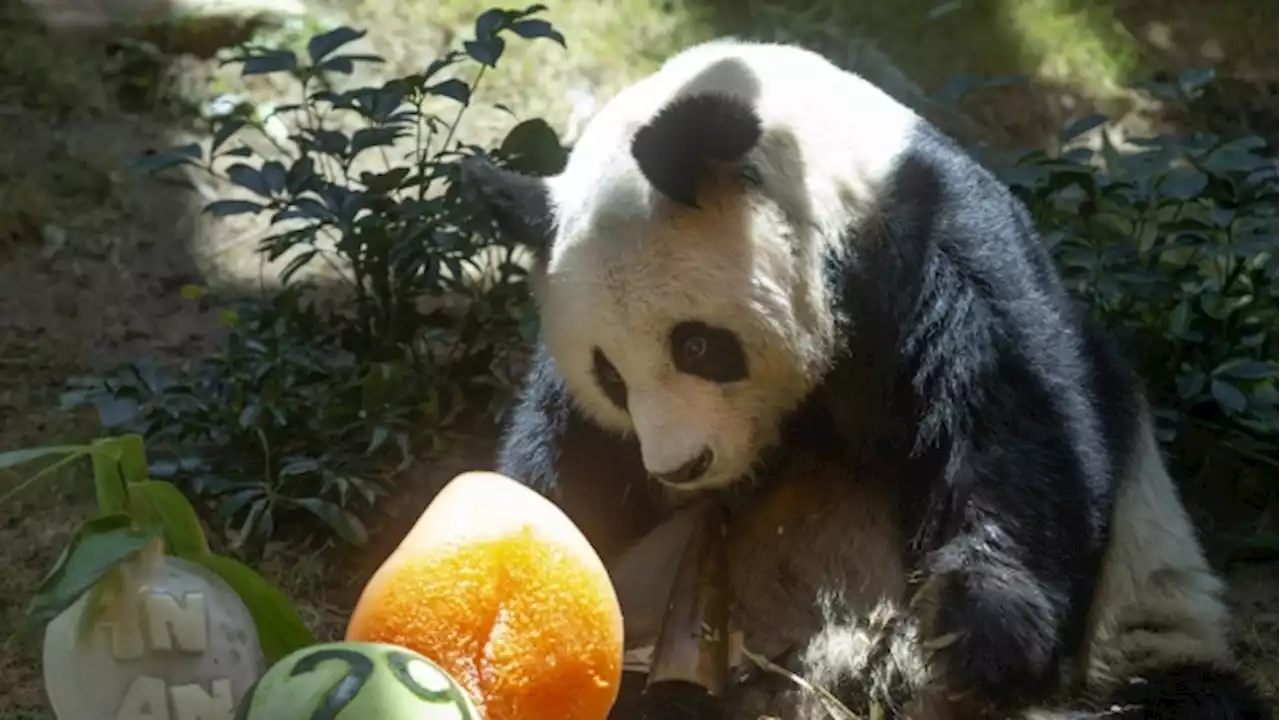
[650,448,715,486]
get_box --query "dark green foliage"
[69,6,568,554]
[987,85,1277,472]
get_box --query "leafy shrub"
[64,6,568,554]
[984,67,1277,476]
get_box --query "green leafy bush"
[984,68,1277,474]
[64,6,568,554]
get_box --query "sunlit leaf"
[289,497,368,546]
[184,553,316,664]
[22,515,160,633]
[128,480,211,557]
[1210,379,1248,415]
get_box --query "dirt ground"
[0,0,1275,715]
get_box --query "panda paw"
[797,599,932,715]
[916,566,1061,710]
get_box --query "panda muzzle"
[649,447,715,486]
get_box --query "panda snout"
[649,447,715,487]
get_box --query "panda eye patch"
[670,321,748,383]
[592,348,628,410]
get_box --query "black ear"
[460,156,556,257]
[631,92,762,208]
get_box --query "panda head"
[463,40,919,492]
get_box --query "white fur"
[531,38,923,490]
[1080,413,1234,680]
[1018,410,1238,718]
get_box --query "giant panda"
[459,38,1271,720]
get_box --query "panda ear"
[631,92,762,207]
[460,156,555,257]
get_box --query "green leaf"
[23,515,160,632]
[238,401,261,428]
[426,79,471,104]
[239,51,298,77]
[1059,113,1108,144]
[508,19,566,46]
[211,118,247,155]
[474,7,510,38]
[1158,168,1208,200]
[184,554,316,664]
[1214,359,1277,381]
[0,445,85,472]
[278,458,321,477]
[512,3,550,20]
[90,441,129,517]
[128,480,211,558]
[464,36,505,67]
[180,284,209,300]
[349,127,406,158]
[499,118,567,176]
[1210,379,1248,415]
[307,26,366,64]
[318,54,385,75]
[1099,129,1124,175]
[204,200,267,217]
[1175,370,1206,399]
[0,445,91,506]
[106,434,149,485]
[360,167,410,195]
[226,163,272,197]
[289,497,368,546]
[261,161,288,195]
[1167,300,1192,336]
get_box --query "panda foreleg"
[905,528,1069,712]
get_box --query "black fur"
[466,54,1270,719]
[460,157,556,259]
[495,342,661,562]
[630,92,763,207]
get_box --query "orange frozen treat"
[346,471,625,720]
